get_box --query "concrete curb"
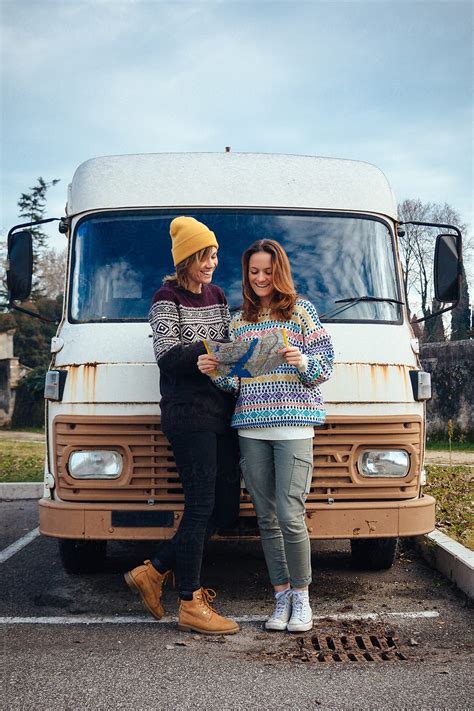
[0,483,43,500]
[414,530,474,600]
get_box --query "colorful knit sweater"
[213,299,334,429]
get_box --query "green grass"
[0,426,45,434]
[0,440,45,483]
[424,464,473,550]
[426,439,474,452]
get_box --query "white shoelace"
[291,592,309,620]
[270,591,291,620]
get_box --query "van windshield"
[70,210,401,323]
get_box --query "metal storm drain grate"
[252,625,411,665]
[300,634,408,662]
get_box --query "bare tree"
[36,248,67,300]
[398,199,432,311]
[398,200,469,334]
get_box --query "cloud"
[1,0,472,260]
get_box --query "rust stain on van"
[61,365,76,401]
[367,363,390,388]
[352,363,391,395]
[338,361,406,367]
[82,363,98,401]
[345,362,413,401]
[64,363,99,402]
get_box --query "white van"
[6,152,463,573]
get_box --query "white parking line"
[0,527,40,564]
[0,610,440,625]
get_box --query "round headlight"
[68,450,123,479]
[358,450,409,478]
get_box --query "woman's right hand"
[197,353,220,375]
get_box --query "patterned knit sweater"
[213,299,334,429]
[149,281,235,434]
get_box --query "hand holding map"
[203,329,289,378]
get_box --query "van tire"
[58,539,107,574]
[350,537,398,570]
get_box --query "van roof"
[67,152,397,219]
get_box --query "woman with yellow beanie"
[125,216,240,635]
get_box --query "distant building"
[0,330,31,426]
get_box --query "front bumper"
[39,495,435,541]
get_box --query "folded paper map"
[203,329,289,378]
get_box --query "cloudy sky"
[1,0,473,265]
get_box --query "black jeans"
[152,430,240,594]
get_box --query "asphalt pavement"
[1,500,473,710]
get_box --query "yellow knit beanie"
[170,216,218,266]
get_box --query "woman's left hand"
[279,346,304,368]
[197,353,220,375]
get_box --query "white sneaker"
[287,590,313,632]
[265,589,293,631]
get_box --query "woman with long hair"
[125,216,240,635]
[198,239,334,632]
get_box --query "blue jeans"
[239,436,313,588]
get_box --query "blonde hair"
[163,245,216,289]
[241,240,297,322]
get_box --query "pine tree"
[423,299,446,342]
[450,262,471,340]
[17,177,60,276]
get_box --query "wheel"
[350,537,398,570]
[58,539,107,574]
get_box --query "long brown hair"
[163,246,216,290]
[241,240,297,322]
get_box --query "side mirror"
[433,233,460,303]
[7,230,33,301]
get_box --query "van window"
[70,210,401,323]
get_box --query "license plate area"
[111,511,174,527]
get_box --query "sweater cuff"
[297,354,309,372]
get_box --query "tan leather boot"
[124,560,171,620]
[178,588,240,635]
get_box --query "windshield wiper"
[321,296,404,320]
[335,296,404,305]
